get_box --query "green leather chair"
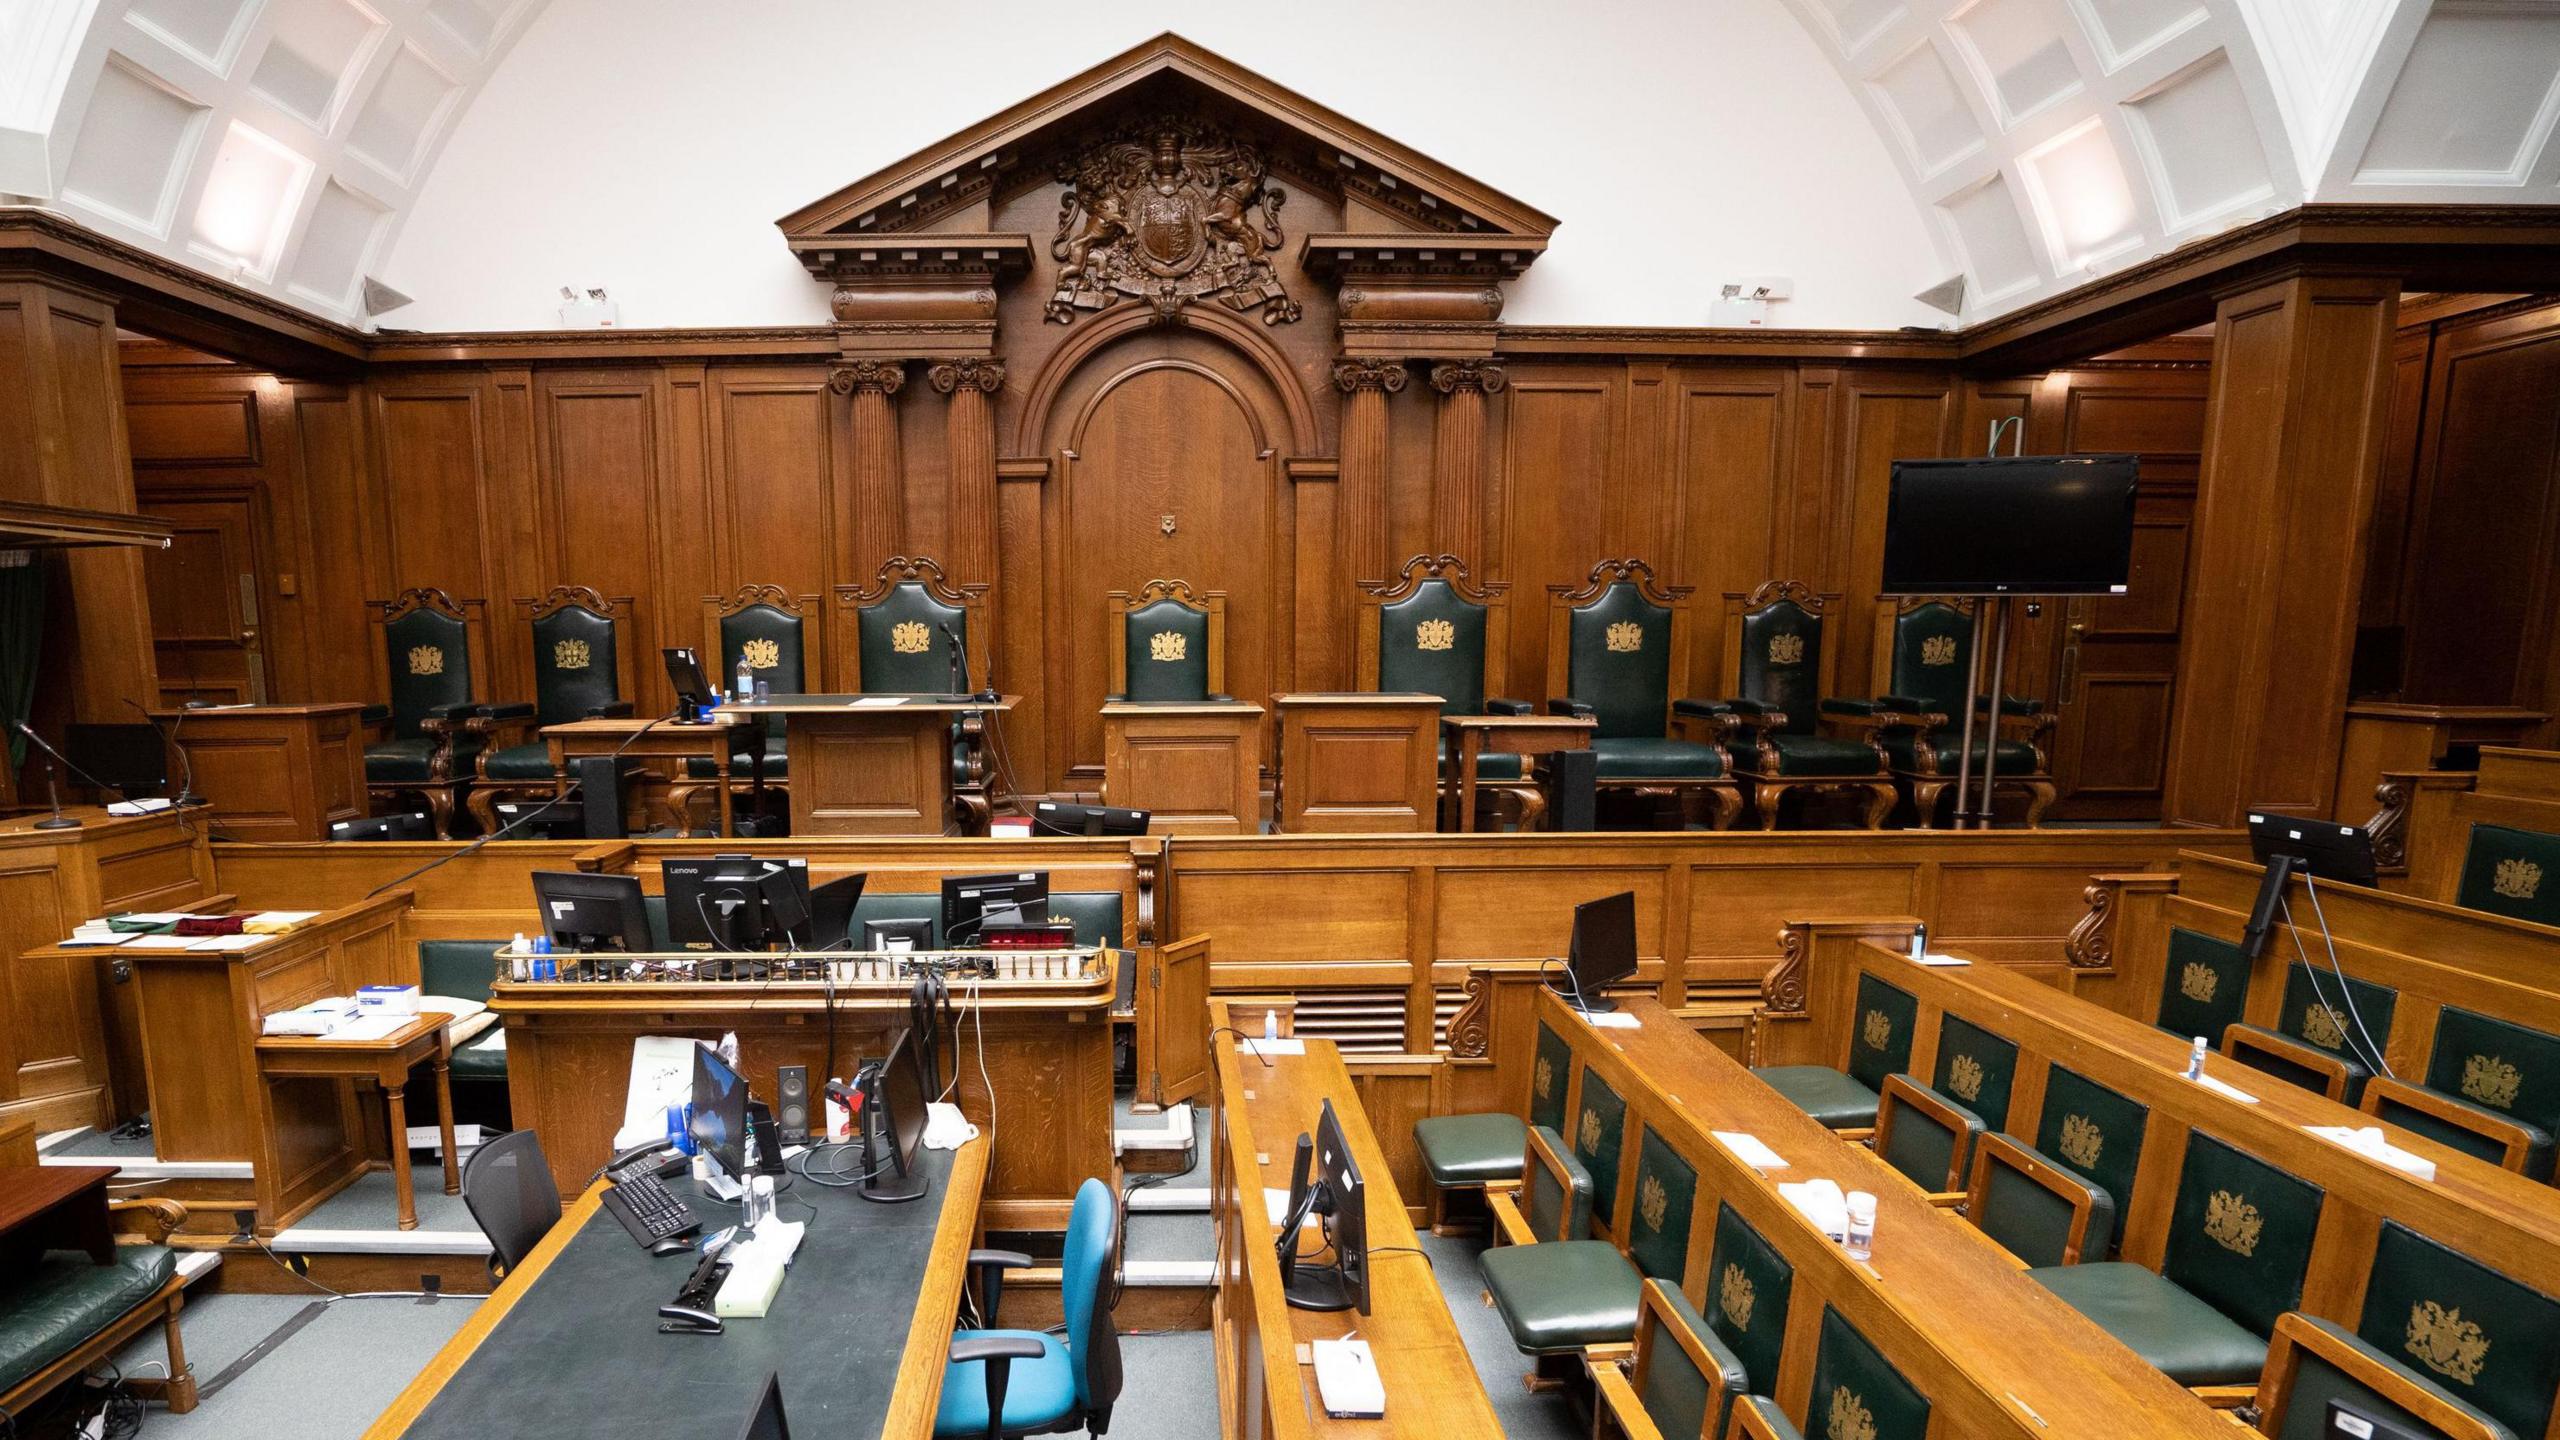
[2224,963,2400,1106]
[1481,1124,1646,1370]
[1823,597,2057,827]
[468,587,636,833]
[0,1200,196,1418]
[1965,1131,2116,1268]
[2259,1313,2516,1440]
[1805,1305,1930,1440]
[2453,824,2560,928]
[835,557,995,830]
[1716,581,1894,829]
[1593,1279,1751,1440]
[1543,558,1742,830]
[416,939,508,1127]
[2362,1007,2558,1180]
[1727,1394,1806,1440]
[1753,970,1918,1135]
[1703,1202,1793,1400]
[2154,926,2251,1045]
[2031,1131,2324,1387]
[1359,554,1542,828]
[1932,1013,2020,1131]
[1874,1074,1986,1198]
[1109,579,1224,703]
[2351,1221,2559,1439]
[2032,1063,2151,1257]
[363,589,527,838]
[669,585,817,830]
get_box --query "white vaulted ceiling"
[3,0,2557,332]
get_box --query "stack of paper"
[263,998,360,1036]
[244,910,321,934]
[61,922,135,948]
[1778,1178,1848,1242]
[2306,1125,2437,1181]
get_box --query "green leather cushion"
[0,1245,177,1394]
[1807,1304,1929,1440]
[384,607,472,738]
[2034,1065,2150,1258]
[1878,1080,1984,1192]
[1934,1014,2019,1130]
[481,742,556,781]
[1412,1113,1527,1186]
[1566,583,1674,740]
[1591,737,1726,779]
[1977,1138,2115,1270]
[1123,598,1211,703]
[1530,1023,1572,1134]
[1752,1065,1880,1128]
[1735,602,1823,738]
[1880,734,2040,774]
[450,1030,508,1082]
[2454,824,2560,927]
[1639,1281,1749,1440]
[2270,1316,2517,1440]
[1436,738,1524,780]
[1381,584,1488,714]
[2425,1007,2560,1140]
[2162,1132,2324,1336]
[365,737,443,782]
[682,735,789,779]
[1706,1202,1794,1393]
[1481,1238,1645,1354]
[1847,973,1919,1092]
[2155,926,2249,1047]
[1572,1067,1629,1225]
[1886,602,1973,715]
[1747,734,1883,777]
[2277,963,2397,1096]
[420,941,502,1003]
[2229,1021,2370,1102]
[856,584,966,695]
[2356,1221,2560,1438]
[720,605,806,692]
[530,605,621,725]
[2029,1262,2269,1384]
[1626,1128,1696,1283]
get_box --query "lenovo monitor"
[1881,454,2138,596]
[860,1027,930,1204]
[664,855,814,951]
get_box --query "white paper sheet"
[1583,1011,1640,1029]
[1713,1131,1789,1170]
[2193,1073,2260,1104]
[847,697,906,708]
[615,1035,706,1150]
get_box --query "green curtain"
[0,554,45,770]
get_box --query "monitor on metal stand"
[688,1043,751,1200]
[941,870,1049,947]
[1274,1098,1370,1314]
[1552,890,1638,1013]
[859,1027,930,1204]
[530,871,651,954]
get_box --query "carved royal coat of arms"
[1047,118,1301,326]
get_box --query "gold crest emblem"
[551,637,590,671]
[1415,618,1456,652]
[1861,1008,1893,1052]
[2300,1003,2347,1051]
[1148,630,1188,663]
[406,645,444,677]
[1719,1263,1755,1329]
[2461,1054,2522,1109]
[1920,634,1958,666]
[1533,1054,1555,1102]
[2493,857,2542,901]
[1947,1053,1985,1103]
[889,620,931,655]
[2405,1301,2490,1385]
[1577,1107,1603,1156]
[1768,633,1806,666]
[2178,961,2218,1003]
[1605,621,1643,654]
[2058,1113,2103,1168]
[2204,1190,2262,1257]
[740,637,781,671]
[1639,1174,1668,1231]
[1827,1386,1877,1440]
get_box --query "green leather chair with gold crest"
[1543,558,1741,830]
[1108,579,1224,703]
[668,585,817,830]
[2255,1313,2515,1440]
[467,586,635,832]
[1590,1278,1751,1440]
[2453,824,2560,928]
[362,589,526,838]
[1358,554,1542,828]
[1715,581,1893,829]
[1824,597,2056,826]
[1802,1306,1930,1440]
[835,556,995,829]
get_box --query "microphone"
[939,621,966,698]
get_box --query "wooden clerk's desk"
[2330,700,2548,822]
[1102,699,1263,834]
[726,693,1015,836]
[543,709,754,834]
[1270,693,1439,833]
[152,703,368,840]
[1208,1005,1500,1437]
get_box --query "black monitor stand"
[1545,967,1617,1013]
[858,1073,926,1205]
[1275,1134,1351,1311]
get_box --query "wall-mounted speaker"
[775,1064,810,1146]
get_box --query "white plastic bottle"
[2185,1035,2208,1081]
[1263,1009,1280,1043]
[1843,1191,1876,1261]
[734,655,755,702]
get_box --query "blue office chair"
[935,1176,1122,1438]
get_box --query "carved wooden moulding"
[1046,115,1301,326]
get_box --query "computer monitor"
[737,1372,790,1440]
[2324,1400,2429,1440]
[1274,1097,1368,1314]
[941,871,1049,946]
[1030,800,1151,837]
[330,811,433,842]
[665,647,717,718]
[2247,812,2379,887]
[860,1027,930,1203]
[863,916,933,952]
[1552,890,1638,1013]
[664,855,815,951]
[689,1043,750,1181]
[530,871,651,953]
[808,874,865,950]
[65,723,167,798]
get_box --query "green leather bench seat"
[0,1245,176,1396]
[1412,1112,1526,1187]
[1750,1066,1880,1128]
[2454,824,2560,928]
[1746,734,1886,777]
[420,941,507,1086]
[2027,1262,2268,1385]
[481,742,557,781]
[1434,739,1524,780]
[1480,1239,1646,1354]
[1591,737,1725,779]
[365,737,445,782]
[1879,734,2040,774]
[448,1032,507,1082]
[2417,1007,2560,1182]
[2270,1317,2516,1440]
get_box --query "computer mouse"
[650,1236,696,1256]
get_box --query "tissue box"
[357,984,421,1015]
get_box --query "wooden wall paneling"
[995,457,1053,793]
[1497,364,1621,704]
[653,363,715,718]
[1775,366,1838,585]
[480,368,543,693]
[1832,371,1956,692]
[1667,367,1792,699]
[704,365,838,606]
[2359,322,2436,634]
[1292,458,1344,694]
[287,380,380,704]
[1613,360,1671,557]
[530,367,667,706]
[123,363,299,704]
[367,374,499,604]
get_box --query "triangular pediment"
[775,34,1557,245]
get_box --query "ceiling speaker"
[1913,274,1967,317]
[360,276,414,316]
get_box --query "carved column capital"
[1429,359,1508,396]
[926,357,1007,395]
[829,359,909,397]
[1331,358,1409,395]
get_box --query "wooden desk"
[0,1163,114,1268]
[2332,701,2547,821]
[256,1012,456,1231]
[365,1141,989,1439]
[1439,714,1591,831]
[1102,700,1264,835]
[1270,693,1440,833]
[153,704,368,840]
[544,711,752,835]
[1208,1011,1499,1438]
[726,694,1016,836]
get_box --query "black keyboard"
[603,1172,700,1246]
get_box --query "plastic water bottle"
[1843,1191,1876,1261]
[1263,1009,1280,1043]
[734,655,755,702]
[2186,1035,2208,1081]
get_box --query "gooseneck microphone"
[13,721,85,829]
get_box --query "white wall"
[380,0,1951,332]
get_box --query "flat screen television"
[1881,454,2138,596]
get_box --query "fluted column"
[929,358,1006,588]
[1331,358,1406,586]
[1428,359,1505,561]
[831,358,908,569]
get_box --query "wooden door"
[1140,933,1214,1108]
[138,491,267,704]
[2049,500,2193,818]
[1045,343,1289,785]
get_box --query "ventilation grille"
[1291,989,1408,1054]
[1433,988,1469,1049]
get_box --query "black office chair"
[462,1129,561,1278]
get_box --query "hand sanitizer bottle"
[2186,1035,2208,1081]
[1263,1009,1279,1043]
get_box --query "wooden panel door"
[1140,933,1214,1109]
[2049,503,2191,818]
[138,491,267,704]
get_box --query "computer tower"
[1548,749,1597,832]
[574,755,629,839]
